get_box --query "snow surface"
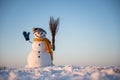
[0,65,120,80]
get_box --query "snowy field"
[0,65,120,80]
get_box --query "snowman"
[23,17,59,68]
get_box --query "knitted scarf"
[34,38,53,60]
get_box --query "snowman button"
[38,51,40,53]
[38,56,40,58]
[38,44,40,46]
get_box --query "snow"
[0,65,120,80]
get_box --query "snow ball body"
[27,41,52,67]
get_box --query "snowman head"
[32,28,47,38]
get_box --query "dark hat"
[32,28,47,34]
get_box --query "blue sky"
[0,0,120,67]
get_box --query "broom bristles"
[49,16,59,51]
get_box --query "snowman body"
[27,41,52,67]
[26,28,52,68]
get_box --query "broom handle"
[52,37,55,51]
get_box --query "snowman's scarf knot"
[34,38,53,60]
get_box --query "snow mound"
[0,65,120,80]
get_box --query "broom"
[49,16,59,51]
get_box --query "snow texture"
[0,65,120,80]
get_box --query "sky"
[0,0,120,67]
